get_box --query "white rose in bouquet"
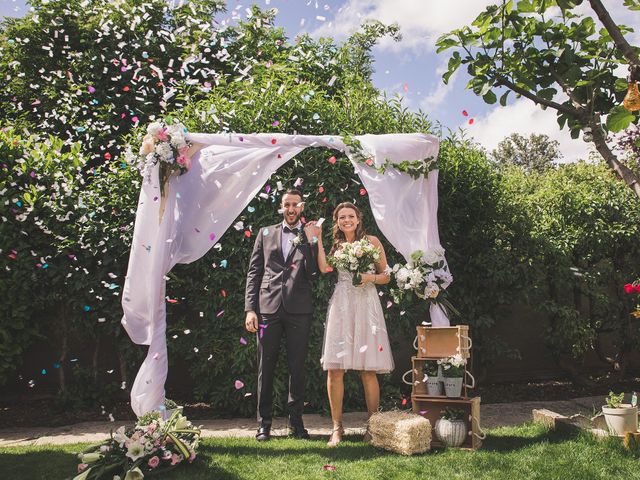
[395,266,410,284]
[155,142,174,162]
[409,268,424,285]
[435,268,453,288]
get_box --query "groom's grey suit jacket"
[245,223,319,315]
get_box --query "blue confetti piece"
[247,206,255,213]
[53,363,60,369]
[83,305,91,312]
[41,369,47,375]
[176,192,181,198]
[263,228,270,236]
[42,263,48,269]
[142,52,149,58]
[220,259,228,268]
[15,201,22,207]
[312,113,320,120]
[108,283,118,290]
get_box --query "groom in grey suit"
[244,188,319,441]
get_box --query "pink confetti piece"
[323,465,336,471]
[468,118,475,125]
[234,380,244,390]
[271,120,280,127]
[462,110,469,116]
[244,230,251,237]
[359,345,368,353]
[271,138,277,144]
[401,397,408,406]
[378,344,383,352]
[318,186,324,193]
[365,158,373,166]
[240,337,247,345]
[359,188,367,196]
[209,233,216,241]
[153,352,160,359]
[403,83,409,92]
[87,86,96,93]
[216,310,225,317]
[386,300,393,309]
[327,156,337,164]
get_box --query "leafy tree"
[492,132,562,172]
[436,0,640,198]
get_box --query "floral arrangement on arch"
[390,248,458,316]
[624,279,640,318]
[328,237,381,286]
[69,410,200,480]
[125,120,192,195]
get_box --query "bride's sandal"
[327,424,344,447]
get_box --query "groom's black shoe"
[256,426,271,442]
[290,427,310,439]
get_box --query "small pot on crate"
[424,361,443,396]
[602,392,638,436]
[434,408,468,447]
[438,355,467,397]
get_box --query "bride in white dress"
[306,202,394,447]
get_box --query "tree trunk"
[589,118,640,198]
[92,335,101,385]
[57,305,69,392]
[589,0,640,67]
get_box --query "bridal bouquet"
[125,120,192,195]
[390,249,458,315]
[69,410,201,480]
[329,238,381,286]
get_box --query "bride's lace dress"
[320,268,394,373]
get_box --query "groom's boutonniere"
[291,229,304,247]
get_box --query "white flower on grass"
[126,441,146,461]
[124,467,144,480]
[113,426,128,447]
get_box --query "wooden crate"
[416,325,471,359]
[412,395,482,450]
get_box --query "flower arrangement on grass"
[437,354,466,378]
[125,120,192,194]
[390,249,458,316]
[69,410,200,480]
[328,238,381,286]
[623,280,640,318]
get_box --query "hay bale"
[367,411,431,455]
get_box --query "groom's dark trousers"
[244,223,318,428]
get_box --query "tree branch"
[589,115,640,197]
[494,77,581,116]
[589,0,640,68]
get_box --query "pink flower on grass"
[148,456,160,469]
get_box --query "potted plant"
[424,361,442,396]
[434,407,468,447]
[438,354,467,397]
[602,391,638,436]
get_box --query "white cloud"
[468,99,594,162]
[310,0,495,51]
[419,58,458,111]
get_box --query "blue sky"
[2,0,638,161]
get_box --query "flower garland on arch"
[341,134,438,178]
[125,120,194,222]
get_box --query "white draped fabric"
[121,132,449,416]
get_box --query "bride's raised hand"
[304,220,321,243]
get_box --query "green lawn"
[0,423,636,480]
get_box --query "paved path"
[0,396,605,447]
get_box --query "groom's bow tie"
[283,226,300,234]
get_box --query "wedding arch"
[121,131,449,416]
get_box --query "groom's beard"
[284,211,301,226]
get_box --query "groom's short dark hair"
[283,188,303,200]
